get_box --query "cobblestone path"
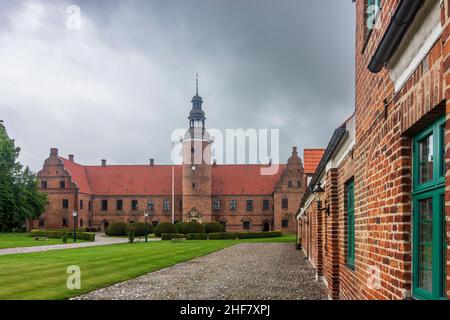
[75,243,327,300]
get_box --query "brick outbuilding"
[297,0,449,300]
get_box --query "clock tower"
[181,75,213,223]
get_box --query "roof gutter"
[297,125,347,214]
[368,0,425,73]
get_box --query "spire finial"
[196,73,199,95]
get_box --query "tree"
[0,121,47,232]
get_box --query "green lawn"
[0,233,85,249]
[0,234,295,300]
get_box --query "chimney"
[150,158,155,166]
[292,146,298,156]
[68,154,74,162]
[101,159,106,166]
[50,148,58,156]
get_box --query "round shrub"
[105,221,127,236]
[182,221,205,234]
[203,222,225,234]
[175,221,186,233]
[126,222,153,237]
[154,222,177,237]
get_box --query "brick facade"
[32,90,315,234]
[298,0,450,300]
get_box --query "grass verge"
[0,234,295,300]
[0,233,84,249]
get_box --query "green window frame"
[412,116,446,300]
[347,179,355,269]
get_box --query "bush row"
[160,231,282,241]
[30,229,96,241]
[161,233,186,240]
[237,231,282,239]
[208,232,239,240]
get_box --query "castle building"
[31,83,322,233]
[297,0,450,300]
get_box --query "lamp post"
[144,210,149,243]
[72,210,78,243]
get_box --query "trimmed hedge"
[154,222,178,237]
[237,231,282,239]
[175,221,186,233]
[182,221,205,234]
[105,221,127,236]
[208,232,239,240]
[203,222,225,234]
[186,233,208,240]
[125,222,153,237]
[161,233,186,240]
[30,230,95,241]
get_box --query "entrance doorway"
[263,222,270,232]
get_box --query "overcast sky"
[0,0,355,171]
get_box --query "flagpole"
[172,164,175,224]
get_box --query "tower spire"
[189,74,205,129]
[196,73,199,95]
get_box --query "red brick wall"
[182,133,213,223]
[274,149,307,233]
[350,0,449,299]
[211,195,274,232]
[323,168,340,299]
[91,195,183,230]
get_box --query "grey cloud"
[0,0,355,170]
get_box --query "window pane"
[419,134,434,184]
[418,197,433,293]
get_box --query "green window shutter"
[347,180,355,268]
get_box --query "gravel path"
[0,234,157,256]
[75,243,327,300]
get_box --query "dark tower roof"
[188,74,206,123]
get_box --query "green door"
[412,117,446,300]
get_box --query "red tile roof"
[303,149,325,175]
[60,157,285,196]
[61,158,92,194]
[212,164,286,195]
